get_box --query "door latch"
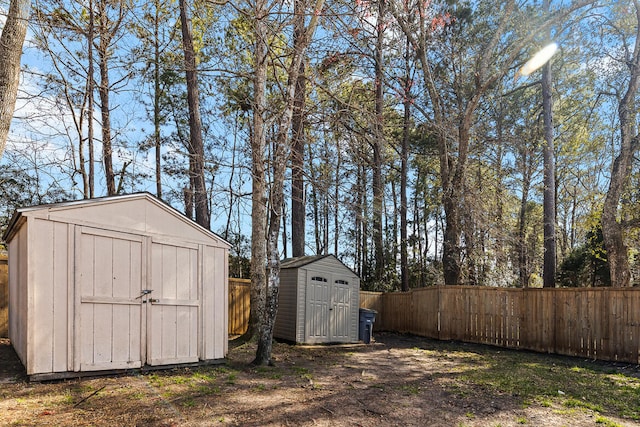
[136,289,153,299]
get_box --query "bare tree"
[252,0,325,365]
[602,0,640,287]
[390,0,594,285]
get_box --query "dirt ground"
[1,334,638,426]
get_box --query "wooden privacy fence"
[228,278,251,335]
[360,286,640,364]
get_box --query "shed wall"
[273,268,299,342]
[8,224,28,366]
[0,253,7,338]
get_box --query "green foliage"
[557,213,611,287]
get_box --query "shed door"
[76,229,202,371]
[306,275,330,341]
[305,271,353,343]
[331,279,352,341]
[147,240,200,365]
[75,227,145,371]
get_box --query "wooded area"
[1,0,639,292]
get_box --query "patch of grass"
[60,390,74,405]
[455,349,640,421]
[191,371,215,382]
[595,416,623,427]
[516,416,527,424]
[172,376,190,385]
[539,398,552,407]
[146,373,166,387]
[465,412,475,418]
[225,372,238,385]
[292,366,313,381]
[130,391,146,400]
[564,397,603,413]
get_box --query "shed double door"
[305,271,353,343]
[75,227,200,371]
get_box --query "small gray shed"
[3,193,230,380]
[274,255,360,344]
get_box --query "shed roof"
[280,254,358,277]
[3,192,230,247]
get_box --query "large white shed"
[3,193,230,380]
[274,255,360,344]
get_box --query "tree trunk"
[247,0,269,343]
[179,0,210,229]
[542,0,556,288]
[399,39,410,292]
[372,0,385,284]
[87,0,95,199]
[96,0,116,196]
[290,0,306,258]
[518,147,532,288]
[253,0,325,365]
[154,0,162,199]
[0,0,30,158]
[334,138,341,256]
[601,1,640,288]
[85,0,96,198]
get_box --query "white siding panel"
[52,222,69,372]
[201,246,214,360]
[201,245,227,360]
[212,247,227,359]
[32,219,54,374]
